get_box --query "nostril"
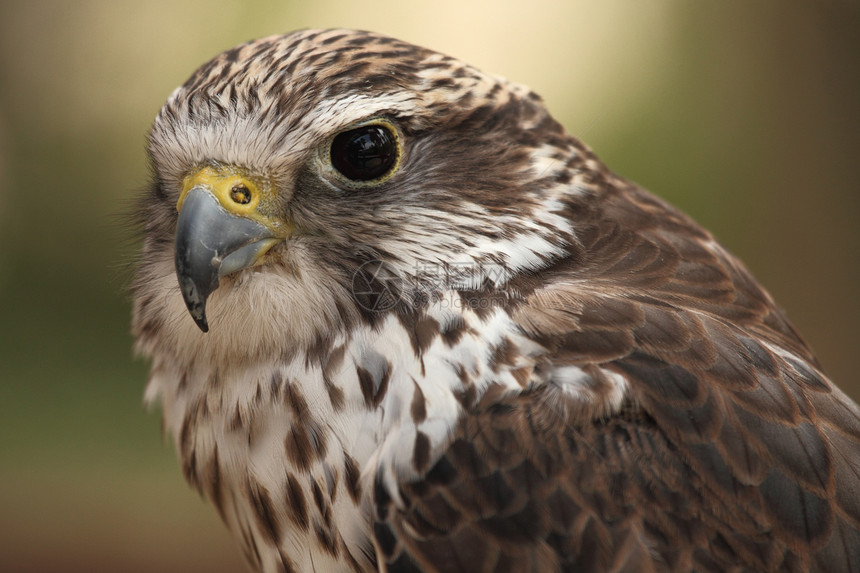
[230,184,252,205]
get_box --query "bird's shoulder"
[371,180,860,572]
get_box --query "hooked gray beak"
[174,186,278,332]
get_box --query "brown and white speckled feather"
[132,29,860,573]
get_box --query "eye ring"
[327,121,401,185]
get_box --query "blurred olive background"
[0,1,857,571]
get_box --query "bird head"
[135,29,582,357]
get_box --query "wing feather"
[374,181,860,572]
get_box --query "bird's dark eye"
[330,124,398,182]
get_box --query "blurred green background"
[1,1,857,571]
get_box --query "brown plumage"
[132,29,860,572]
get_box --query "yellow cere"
[177,166,293,237]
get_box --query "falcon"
[132,29,860,572]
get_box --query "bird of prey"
[132,29,860,573]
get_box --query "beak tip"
[193,315,210,333]
[177,275,213,334]
[186,295,211,333]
